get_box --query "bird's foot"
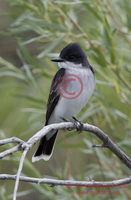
[61,117,72,131]
[88,176,94,182]
[61,116,84,132]
[72,116,83,133]
[61,117,68,122]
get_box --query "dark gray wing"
[45,68,66,125]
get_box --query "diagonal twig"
[13,146,29,200]
[0,145,21,159]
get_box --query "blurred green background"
[0,0,131,199]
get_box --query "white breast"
[48,64,95,124]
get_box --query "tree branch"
[83,123,131,169]
[13,147,29,200]
[1,121,131,199]
[0,174,131,187]
[0,145,20,159]
[0,137,24,146]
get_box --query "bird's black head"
[60,43,88,66]
[51,43,89,67]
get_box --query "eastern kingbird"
[32,43,95,162]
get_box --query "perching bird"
[32,43,95,162]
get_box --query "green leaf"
[18,42,41,69]
[91,47,107,67]
[102,19,116,64]
[37,36,65,58]
[0,57,25,76]
[0,71,25,80]
[127,13,131,30]
[84,3,102,21]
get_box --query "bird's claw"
[61,116,84,132]
[61,117,72,131]
[72,116,83,133]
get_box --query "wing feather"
[45,68,65,125]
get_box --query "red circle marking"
[63,78,76,96]
[57,74,83,100]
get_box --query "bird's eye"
[70,55,75,59]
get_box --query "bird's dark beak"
[51,57,65,62]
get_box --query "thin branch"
[92,143,108,148]
[67,14,92,44]
[0,174,131,187]
[0,137,24,159]
[13,147,29,200]
[112,69,131,92]
[83,123,131,169]
[0,137,24,146]
[0,145,20,159]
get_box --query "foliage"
[0,0,131,199]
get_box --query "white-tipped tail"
[32,131,58,162]
[32,153,52,162]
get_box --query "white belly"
[48,67,95,124]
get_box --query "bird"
[32,43,95,162]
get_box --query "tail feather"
[32,131,58,162]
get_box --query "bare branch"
[0,145,20,159]
[13,147,29,200]
[92,143,108,148]
[0,137,24,146]
[0,137,24,159]
[83,123,131,169]
[0,174,131,187]
[25,121,131,170]
[1,122,131,169]
[1,121,131,199]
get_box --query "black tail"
[32,131,58,162]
